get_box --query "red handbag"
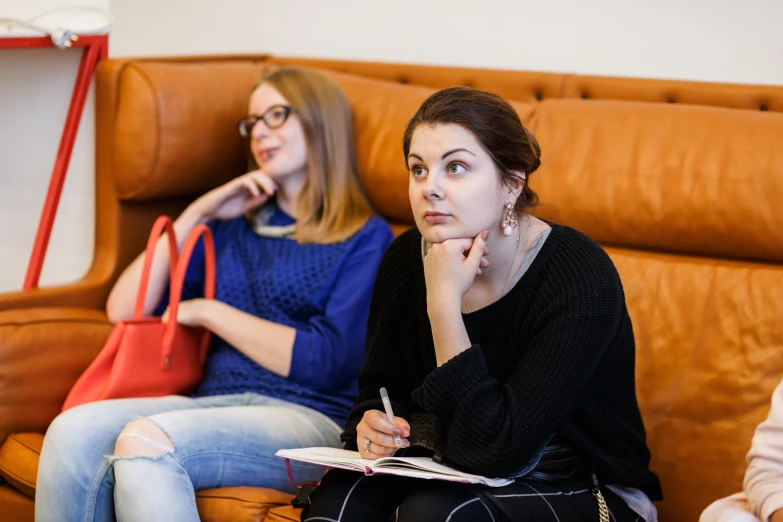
[62,216,216,411]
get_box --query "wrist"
[427,297,462,320]
[179,202,209,228]
[193,298,216,328]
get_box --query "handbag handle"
[162,224,216,366]
[134,216,178,320]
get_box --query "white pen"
[379,387,402,447]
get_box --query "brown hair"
[255,67,372,244]
[402,87,541,214]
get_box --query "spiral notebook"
[275,447,512,487]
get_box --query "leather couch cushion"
[0,432,296,521]
[0,485,34,522]
[610,245,783,520]
[266,504,302,522]
[113,60,268,201]
[528,99,783,262]
[0,433,43,498]
[0,308,113,443]
[196,487,294,522]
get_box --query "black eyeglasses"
[238,105,297,138]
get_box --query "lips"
[423,211,450,224]
[258,146,280,163]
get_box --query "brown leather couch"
[0,55,782,522]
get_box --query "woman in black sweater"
[302,87,662,521]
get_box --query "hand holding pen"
[356,388,411,460]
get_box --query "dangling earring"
[501,203,518,237]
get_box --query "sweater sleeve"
[744,377,783,521]
[287,218,393,392]
[412,259,627,476]
[340,230,425,451]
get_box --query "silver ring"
[364,439,372,453]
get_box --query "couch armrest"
[0,308,113,443]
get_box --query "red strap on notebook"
[285,458,331,490]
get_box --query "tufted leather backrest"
[269,57,563,104]
[270,56,783,113]
[527,99,783,263]
[562,74,783,112]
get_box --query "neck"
[274,168,307,218]
[473,216,530,289]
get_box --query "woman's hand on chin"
[424,230,489,313]
[188,170,277,222]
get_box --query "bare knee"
[113,418,174,458]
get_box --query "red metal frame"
[0,34,108,289]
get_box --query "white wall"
[110,0,783,85]
[1,0,781,293]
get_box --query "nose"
[251,119,270,141]
[423,173,444,201]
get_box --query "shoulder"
[539,223,625,306]
[196,217,249,253]
[206,216,248,237]
[547,224,619,275]
[342,215,395,255]
[358,215,394,242]
[381,226,422,265]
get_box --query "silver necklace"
[462,232,522,314]
[250,202,297,239]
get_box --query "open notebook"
[275,447,512,487]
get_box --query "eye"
[448,162,466,175]
[410,165,427,177]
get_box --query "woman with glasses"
[35,67,394,522]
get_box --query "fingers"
[360,439,397,458]
[394,417,411,436]
[248,170,278,196]
[161,307,170,323]
[362,425,409,450]
[241,178,262,198]
[357,410,411,458]
[365,410,407,437]
[439,237,475,255]
[465,230,489,271]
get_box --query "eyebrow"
[407,148,476,163]
[442,148,475,159]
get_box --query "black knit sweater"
[342,224,663,501]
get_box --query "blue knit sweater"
[154,205,394,425]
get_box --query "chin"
[418,223,472,244]
[265,163,305,182]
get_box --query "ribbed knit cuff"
[412,345,488,416]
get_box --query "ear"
[505,170,526,203]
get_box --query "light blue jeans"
[35,393,342,522]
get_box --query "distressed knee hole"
[113,418,174,458]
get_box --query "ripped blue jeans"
[35,393,341,522]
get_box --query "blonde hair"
[253,67,372,244]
